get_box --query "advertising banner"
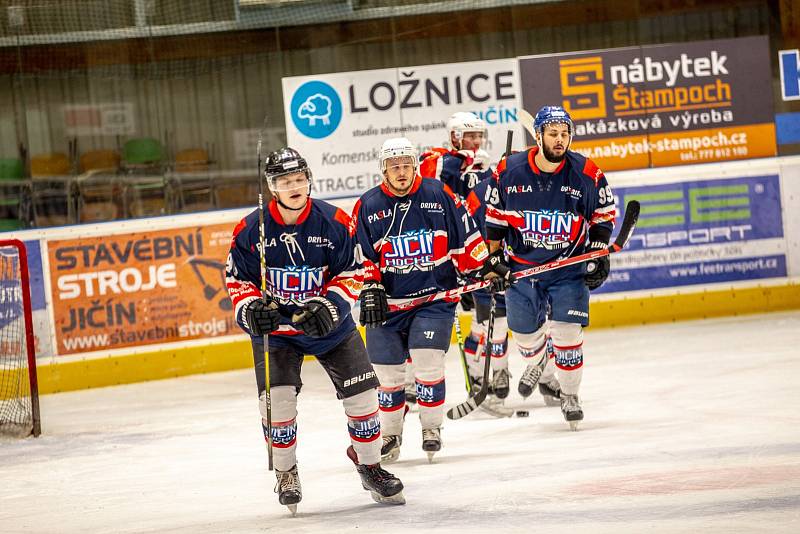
[283,59,522,200]
[47,225,237,355]
[24,240,55,359]
[519,36,776,171]
[597,174,786,293]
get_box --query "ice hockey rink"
[1,311,799,534]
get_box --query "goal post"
[0,239,41,438]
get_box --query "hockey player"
[419,112,508,397]
[226,147,404,513]
[419,111,493,200]
[484,106,616,430]
[462,175,512,401]
[352,137,511,463]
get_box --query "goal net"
[0,240,41,438]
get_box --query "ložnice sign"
[48,224,237,355]
[519,36,776,170]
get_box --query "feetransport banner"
[47,224,238,355]
[283,59,522,200]
[519,36,776,171]
[597,174,786,293]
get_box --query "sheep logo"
[298,94,331,126]
[290,80,342,139]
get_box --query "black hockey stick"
[447,292,496,420]
[389,200,641,312]
[256,116,274,471]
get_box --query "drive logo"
[520,210,580,248]
[382,230,436,273]
[779,49,800,101]
[559,56,607,120]
[290,80,343,139]
[267,265,325,302]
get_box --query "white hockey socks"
[410,348,446,430]
[550,321,584,396]
[514,326,548,368]
[343,389,381,466]
[373,363,406,437]
[262,385,298,472]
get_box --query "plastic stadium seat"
[30,152,71,177]
[80,150,120,173]
[0,158,24,180]
[122,138,164,168]
[174,148,210,172]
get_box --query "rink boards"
[6,155,800,394]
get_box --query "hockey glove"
[359,282,389,328]
[293,297,339,338]
[245,298,281,336]
[479,250,513,292]
[584,241,610,291]
[459,291,475,312]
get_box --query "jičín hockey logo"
[291,80,342,139]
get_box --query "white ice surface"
[2,312,800,533]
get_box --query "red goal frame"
[0,238,41,437]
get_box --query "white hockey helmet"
[379,137,418,173]
[447,111,488,148]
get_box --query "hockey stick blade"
[447,389,486,420]
[390,200,641,312]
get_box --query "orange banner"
[571,123,776,171]
[48,224,238,355]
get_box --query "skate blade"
[371,490,406,505]
[426,451,437,463]
[568,421,580,431]
[543,395,560,407]
[479,402,514,418]
[286,504,298,516]
[381,449,401,464]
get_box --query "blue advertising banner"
[597,174,786,293]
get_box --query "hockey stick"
[389,200,640,312]
[256,117,274,471]
[447,292,496,420]
[452,312,474,395]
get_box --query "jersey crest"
[267,265,326,303]
[520,209,582,250]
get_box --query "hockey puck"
[515,410,529,418]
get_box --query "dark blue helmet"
[533,106,573,135]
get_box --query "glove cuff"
[588,225,611,246]
[306,296,339,326]
[241,297,260,333]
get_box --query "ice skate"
[491,368,510,399]
[380,434,402,463]
[518,357,547,398]
[560,393,583,431]
[347,446,405,505]
[421,427,442,463]
[479,396,514,418]
[274,465,301,516]
[539,377,561,406]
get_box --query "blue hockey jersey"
[351,175,488,311]
[419,148,494,201]
[485,147,615,270]
[226,199,362,354]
